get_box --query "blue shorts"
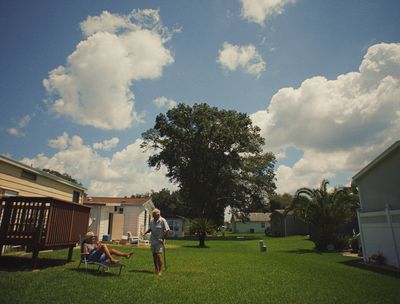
[88,249,107,263]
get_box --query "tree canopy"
[142,103,276,225]
[290,179,359,250]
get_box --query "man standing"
[142,208,170,276]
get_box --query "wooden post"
[0,202,12,258]
[32,203,46,269]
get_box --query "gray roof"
[353,140,400,182]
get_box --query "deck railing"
[0,196,90,267]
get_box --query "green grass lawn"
[0,235,399,304]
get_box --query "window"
[261,222,265,228]
[72,191,80,203]
[119,207,124,214]
[21,170,37,181]
[167,220,180,232]
[0,189,18,196]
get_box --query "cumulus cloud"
[7,115,31,137]
[93,137,119,151]
[251,43,400,193]
[21,133,174,196]
[43,9,174,130]
[217,42,266,77]
[241,0,296,25]
[152,96,177,109]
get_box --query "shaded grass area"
[0,235,399,304]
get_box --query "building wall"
[0,161,84,203]
[123,206,142,236]
[234,221,270,233]
[358,209,400,268]
[356,151,400,212]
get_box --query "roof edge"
[352,140,400,182]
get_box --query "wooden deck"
[0,196,90,268]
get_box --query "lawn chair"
[127,231,150,246]
[77,235,124,275]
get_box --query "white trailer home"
[353,141,400,269]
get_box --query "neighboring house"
[0,155,85,203]
[165,215,190,238]
[231,213,271,233]
[353,140,400,269]
[83,197,155,241]
[270,209,308,237]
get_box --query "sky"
[1,0,399,197]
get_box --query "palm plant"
[189,218,215,247]
[290,179,359,250]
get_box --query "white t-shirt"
[149,216,170,245]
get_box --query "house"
[164,215,191,238]
[83,197,155,241]
[0,155,85,203]
[352,140,400,269]
[270,209,308,237]
[231,212,271,234]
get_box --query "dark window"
[0,189,18,196]
[21,170,37,181]
[119,207,124,214]
[72,191,80,203]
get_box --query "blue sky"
[1,0,399,196]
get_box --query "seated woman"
[83,232,134,264]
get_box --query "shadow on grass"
[176,236,259,242]
[281,249,323,255]
[70,268,118,277]
[0,255,69,272]
[339,259,400,278]
[128,269,154,274]
[182,245,210,249]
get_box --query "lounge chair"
[77,235,124,275]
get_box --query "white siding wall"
[234,221,270,233]
[357,151,400,212]
[358,209,400,268]
[88,206,101,235]
[99,207,114,238]
[123,206,143,236]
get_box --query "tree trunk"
[198,233,206,247]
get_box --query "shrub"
[349,233,360,253]
[332,234,350,251]
[368,251,386,265]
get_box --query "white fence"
[357,205,400,269]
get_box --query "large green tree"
[142,103,276,227]
[150,188,191,217]
[290,179,359,250]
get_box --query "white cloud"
[93,137,119,151]
[21,133,175,196]
[251,43,400,193]
[7,115,31,137]
[217,42,266,77]
[48,132,69,150]
[241,0,296,25]
[152,96,177,109]
[43,9,174,130]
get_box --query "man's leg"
[156,253,163,275]
[153,253,159,274]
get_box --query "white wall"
[357,150,400,212]
[358,209,400,268]
[234,221,270,234]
